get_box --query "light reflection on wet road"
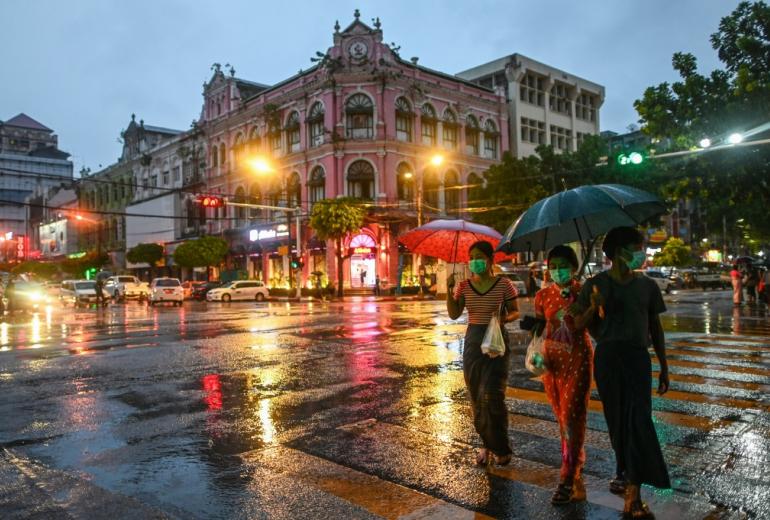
[0,290,768,519]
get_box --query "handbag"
[481,310,506,357]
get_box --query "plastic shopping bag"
[525,333,547,376]
[547,317,573,354]
[480,315,506,357]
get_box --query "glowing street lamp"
[430,153,444,167]
[698,138,711,149]
[403,171,413,179]
[247,156,275,174]
[727,133,743,145]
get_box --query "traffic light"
[290,256,304,270]
[195,195,225,208]
[85,267,98,280]
[616,151,644,166]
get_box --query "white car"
[60,279,98,307]
[641,270,674,294]
[148,278,184,306]
[206,280,269,302]
[104,275,149,301]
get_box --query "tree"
[61,251,109,277]
[126,243,164,277]
[653,237,693,267]
[173,236,228,281]
[633,1,770,242]
[309,197,366,297]
[11,261,59,279]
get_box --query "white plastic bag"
[480,315,506,357]
[525,333,547,376]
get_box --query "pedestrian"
[374,275,380,296]
[571,226,671,519]
[360,269,366,287]
[743,267,758,304]
[730,265,743,306]
[535,245,592,504]
[528,267,538,296]
[95,276,107,307]
[447,240,520,466]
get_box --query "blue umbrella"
[496,184,666,254]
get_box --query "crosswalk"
[0,300,767,518]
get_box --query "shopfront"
[249,223,291,288]
[348,233,377,288]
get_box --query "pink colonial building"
[199,11,508,291]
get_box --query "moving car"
[60,279,99,307]
[148,278,184,306]
[5,281,49,311]
[206,280,269,302]
[103,275,149,301]
[181,280,206,299]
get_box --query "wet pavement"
[0,289,768,519]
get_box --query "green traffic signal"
[617,151,644,166]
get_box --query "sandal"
[609,477,627,495]
[623,500,655,519]
[475,449,489,466]
[551,483,573,505]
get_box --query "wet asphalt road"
[0,290,768,519]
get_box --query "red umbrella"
[398,219,508,263]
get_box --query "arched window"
[465,115,480,155]
[395,97,413,142]
[307,102,325,147]
[249,184,262,220]
[423,171,440,212]
[287,172,301,208]
[308,166,325,209]
[421,103,437,145]
[396,162,413,202]
[442,109,458,149]
[234,186,246,227]
[286,112,301,153]
[443,170,459,213]
[266,182,283,221]
[467,172,483,205]
[346,160,375,200]
[269,119,281,151]
[484,120,499,159]
[233,133,244,167]
[219,143,226,165]
[211,145,219,168]
[345,94,374,139]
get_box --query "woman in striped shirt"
[447,240,520,466]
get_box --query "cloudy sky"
[1,0,739,173]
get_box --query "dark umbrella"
[734,256,756,265]
[497,184,666,254]
[398,219,508,263]
[96,270,113,281]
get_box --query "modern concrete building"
[458,54,604,158]
[0,113,73,250]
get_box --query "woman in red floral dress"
[534,245,592,504]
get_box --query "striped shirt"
[453,277,518,324]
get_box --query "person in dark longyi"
[447,240,520,466]
[571,226,671,519]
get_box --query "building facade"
[458,54,604,158]
[198,12,509,290]
[0,113,73,256]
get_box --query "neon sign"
[250,224,289,242]
[353,247,372,254]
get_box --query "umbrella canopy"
[96,270,113,280]
[497,184,666,254]
[734,256,756,265]
[398,219,506,263]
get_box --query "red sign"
[16,235,27,260]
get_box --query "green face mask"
[469,259,487,274]
[549,268,573,285]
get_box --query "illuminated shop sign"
[249,224,289,242]
[352,246,372,254]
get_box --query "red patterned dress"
[534,280,592,481]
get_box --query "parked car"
[639,270,675,294]
[148,278,184,306]
[693,270,729,290]
[192,281,221,301]
[103,275,149,301]
[181,280,206,299]
[206,280,269,302]
[60,279,98,307]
